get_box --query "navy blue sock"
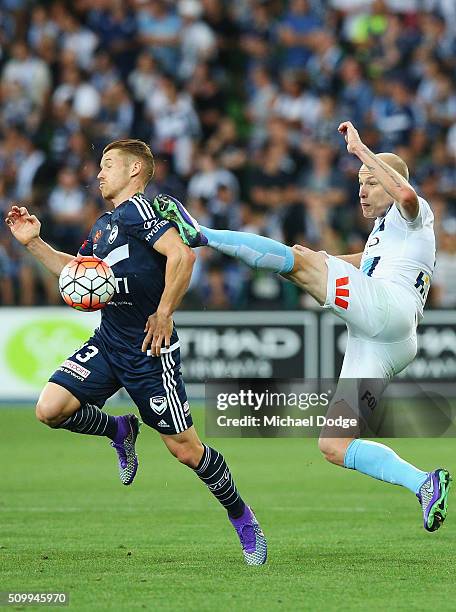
[59,403,117,439]
[194,445,246,518]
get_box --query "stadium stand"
[0,0,455,309]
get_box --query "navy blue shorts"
[49,334,192,435]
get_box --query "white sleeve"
[402,196,432,230]
[432,256,445,285]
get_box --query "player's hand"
[4,205,41,245]
[142,311,173,356]
[338,121,363,154]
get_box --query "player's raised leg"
[160,425,267,565]
[42,338,141,486]
[37,382,124,440]
[36,383,140,486]
[152,194,294,270]
[152,194,328,303]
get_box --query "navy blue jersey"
[78,192,178,351]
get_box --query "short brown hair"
[103,139,155,186]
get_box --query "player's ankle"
[228,501,246,520]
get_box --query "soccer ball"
[59,256,116,311]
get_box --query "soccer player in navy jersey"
[5,139,267,565]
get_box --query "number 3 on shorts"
[75,344,99,363]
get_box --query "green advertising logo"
[6,319,94,386]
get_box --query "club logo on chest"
[108,225,119,244]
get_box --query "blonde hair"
[103,139,155,186]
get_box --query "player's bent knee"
[287,247,328,304]
[36,383,80,427]
[318,437,345,466]
[290,246,312,275]
[35,398,67,427]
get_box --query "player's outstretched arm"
[338,121,419,220]
[142,228,196,356]
[5,205,74,276]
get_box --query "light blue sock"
[344,439,428,494]
[200,226,295,273]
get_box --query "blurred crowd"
[0,0,456,309]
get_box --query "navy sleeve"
[121,195,173,247]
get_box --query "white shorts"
[323,255,418,380]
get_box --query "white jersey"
[360,196,435,318]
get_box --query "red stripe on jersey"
[336,288,349,297]
[335,297,349,309]
[336,276,349,287]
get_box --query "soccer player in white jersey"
[151,121,451,533]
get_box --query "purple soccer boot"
[417,468,451,532]
[229,505,267,565]
[111,414,140,486]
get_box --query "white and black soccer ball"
[58,256,116,311]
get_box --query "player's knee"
[35,398,67,428]
[285,248,312,290]
[318,437,344,466]
[291,245,311,274]
[288,247,327,300]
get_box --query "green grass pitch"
[1,405,455,611]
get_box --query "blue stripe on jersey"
[362,256,381,276]
[370,208,390,237]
